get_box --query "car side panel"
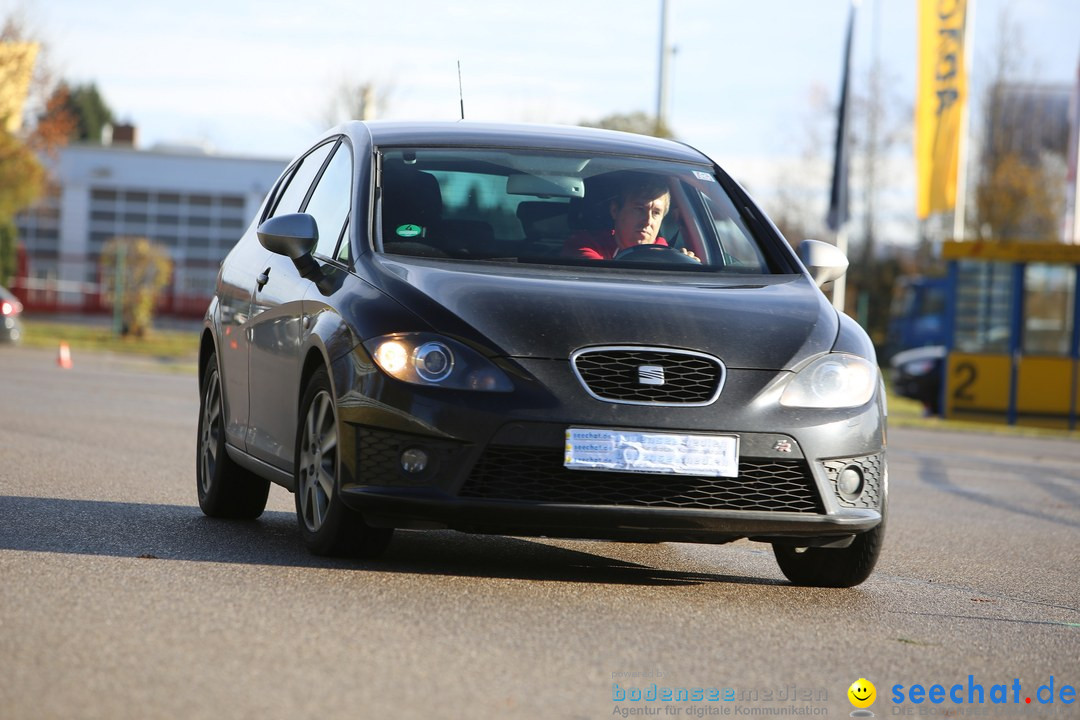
[245,251,308,470]
[215,233,271,452]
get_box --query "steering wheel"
[613,244,701,265]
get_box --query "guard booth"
[942,241,1080,429]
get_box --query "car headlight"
[365,333,513,392]
[780,353,878,408]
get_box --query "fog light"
[400,448,429,474]
[837,466,865,501]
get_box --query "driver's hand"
[681,248,701,263]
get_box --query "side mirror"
[796,239,848,287]
[257,213,321,278]
[257,213,318,258]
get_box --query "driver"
[561,174,697,261]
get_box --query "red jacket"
[561,229,668,260]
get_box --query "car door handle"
[256,268,270,290]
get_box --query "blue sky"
[6,0,1080,245]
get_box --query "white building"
[15,142,287,316]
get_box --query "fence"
[7,275,210,319]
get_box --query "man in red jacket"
[562,174,696,261]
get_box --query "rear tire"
[773,470,887,588]
[197,353,270,519]
[294,366,393,558]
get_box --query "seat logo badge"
[638,365,665,386]
[773,439,793,453]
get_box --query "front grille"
[460,446,823,513]
[823,453,884,509]
[571,346,724,405]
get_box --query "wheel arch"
[299,343,333,410]
[198,327,217,390]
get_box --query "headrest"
[381,162,443,239]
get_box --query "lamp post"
[656,0,670,136]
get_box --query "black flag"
[827,2,857,231]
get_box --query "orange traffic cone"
[57,341,73,369]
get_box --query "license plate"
[564,428,739,478]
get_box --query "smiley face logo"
[848,678,876,709]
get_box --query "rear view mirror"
[505,174,584,198]
[797,239,848,287]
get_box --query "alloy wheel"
[298,389,338,533]
[199,369,222,496]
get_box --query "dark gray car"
[197,121,886,587]
[0,285,23,344]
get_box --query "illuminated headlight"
[365,333,513,392]
[373,341,409,374]
[780,353,877,408]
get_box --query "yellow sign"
[945,353,1011,417]
[942,240,1080,264]
[916,0,968,219]
[1016,357,1076,429]
[0,42,39,133]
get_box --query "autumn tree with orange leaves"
[0,15,75,284]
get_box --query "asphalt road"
[1,346,1077,720]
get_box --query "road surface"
[1,346,1076,719]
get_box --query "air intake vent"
[461,447,822,513]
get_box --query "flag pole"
[951,0,975,242]
[1071,49,1080,243]
[827,0,857,312]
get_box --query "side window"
[269,140,336,219]
[337,219,351,264]
[700,189,768,271]
[303,143,352,258]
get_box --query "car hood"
[369,259,838,370]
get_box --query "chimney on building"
[104,122,138,147]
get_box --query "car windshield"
[376,148,781,274]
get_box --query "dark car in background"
[0,285,23,344]
[196,121,887,587]
[890,345,946,416]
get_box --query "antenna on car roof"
[457,60,465,120]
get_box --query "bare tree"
[321,80,393,128]
[972,6,1066,243]
[579,111,675,139]
[763,84,832,246]
[851,52,910,267]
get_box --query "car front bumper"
[331,352,887,544]
[342,485,882,544]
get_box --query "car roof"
[334,120,713,165]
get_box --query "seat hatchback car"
[197,121,886,587]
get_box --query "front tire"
[294,366,393,558]
[772,471,887,588]
[197,353,270,519]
